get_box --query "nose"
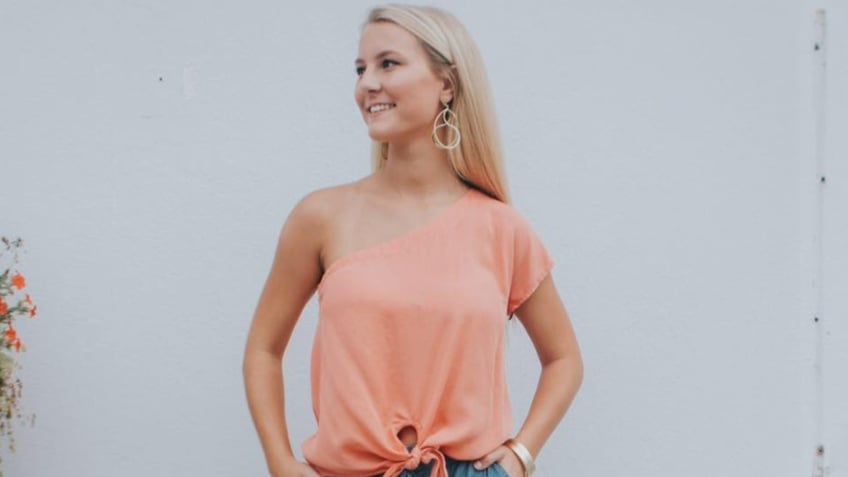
[357,67,381,95]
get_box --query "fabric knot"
[404,447,422,469]
[383,446,448,477]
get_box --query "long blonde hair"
[363,4,511,203]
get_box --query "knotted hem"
[382,446,447,477]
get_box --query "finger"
[473,446,508,470]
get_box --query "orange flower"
[0,297,7,315]
[22,293,37,317]
[14,337,21,352]
[4,325,17,345]
[11,271,26,290]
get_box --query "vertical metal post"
[811,8,827,477]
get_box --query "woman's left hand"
[473,444,523,477]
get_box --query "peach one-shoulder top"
[302,188,554,477]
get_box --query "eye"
[355,65,365,76]
[381,59,399,69]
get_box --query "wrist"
[503,438,536,477]
[268,455,300,477]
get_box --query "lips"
[367,102,396,114]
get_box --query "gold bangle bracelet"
[503,438,536,477]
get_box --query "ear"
[439,72,455,105]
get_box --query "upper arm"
[514,275,582,367]
[501,207,579,366]
[244,191,328,358]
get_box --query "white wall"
[0,1,844,476]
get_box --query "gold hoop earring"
[432,101,461,150]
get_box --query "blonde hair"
[363,4,511,203]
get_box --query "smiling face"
[354,21,451,145]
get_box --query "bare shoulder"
[290,181,363,223]
[286,181,365,265]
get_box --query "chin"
[366,125,420,145]
[367,128,396,143]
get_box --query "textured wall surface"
[0,1,845,476]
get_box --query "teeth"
[369,103,395,113]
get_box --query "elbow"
[242,345,254,381]
[572,356,584,388]
[545,352,584,388]
[242,338,284,377]
[567,347,584,385]
[241,338,265,379]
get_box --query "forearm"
[243,348,297,475]
[514,354,583,459]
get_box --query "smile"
[368,103,396,113]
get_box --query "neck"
[379,137,466,198]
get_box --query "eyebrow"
[354,50,401,64]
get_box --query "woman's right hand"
[275,458,321,477]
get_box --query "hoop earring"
[432,101,461,150]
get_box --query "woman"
[243,4,583,477]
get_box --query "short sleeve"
[507,213,555,316]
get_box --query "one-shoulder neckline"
[317,187,478,293]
